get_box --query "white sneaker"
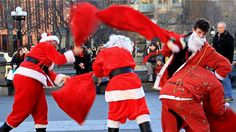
[148,75,153,82]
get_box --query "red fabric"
[51,72,96,125]
[161,99,210,132]
[70,2,99,47]
[157,43,232,88]
[143,51,158,64]
[205,108,236,132]
[7,75,48,127]
[155,65,163,74]
[108,97,150,124]
[92,47,136,78]
[107,72,142,91]
[96,5,169,42]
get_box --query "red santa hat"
[39,32,60,44]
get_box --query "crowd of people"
[1,2,236,132]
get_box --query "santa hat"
[103,34,134,53]
[39,32,60,44]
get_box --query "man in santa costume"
[0,33,82,132]
[92,34,152,132]
[156,18,232,131]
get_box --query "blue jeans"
[222,74,233,98]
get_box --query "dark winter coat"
[213,31,234,63]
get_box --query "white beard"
[188,32,206,52]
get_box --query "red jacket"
[92,46,145,102]
[14,42,75,86]
[154,43,232,89]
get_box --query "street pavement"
[1,91,236,132]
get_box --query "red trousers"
[161,99,210,132]
[108,97,150,124]
[6,75,48,128]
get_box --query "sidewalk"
[1,91,236,132]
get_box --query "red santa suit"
[153,34,231,90]
[92,35,151,129]
[5,33,75,130]
[157,32,232,132]
[160,65,236,132]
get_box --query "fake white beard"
[188,32,206,52]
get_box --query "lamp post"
[11,6,27,50]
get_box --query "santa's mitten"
[167,37,186,53]
[54,74,67,87]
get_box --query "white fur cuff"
[136,114,151,124]
[167,41,180,53]
[64,50,75,63]
[54,74,66,87]
[215,71,224,80]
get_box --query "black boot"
[108,127,119,132]
[0,122,13,132]
[35,128,46,132]
[139,122,152,132]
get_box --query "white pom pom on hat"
[39,32,60,44]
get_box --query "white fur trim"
[107,119,120,128]
[54,74,66,87]
[215,71,224,80]
[64,50,75,63]
[34,124,47,129]
[159,95,192,101]
[14,67,47,86]
[136,114,151,124]
[153,55,173,89]
[167,41,180,53]
[104,34,134,53]
[48,63,54,71]
[39,33,59,44]
[105,87,145,102]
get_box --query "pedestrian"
[154,56,163,77]
[0,32,82,132]
[74,46,92,75]
[212,21,234,102]
[143,39,159,82]
[92,34,152,132]
[6,47,27,95]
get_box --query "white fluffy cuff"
[215,71,224,80]
[54,74,66,87]
[64,50,75,63]
[167,41,180,53]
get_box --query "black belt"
[109,67,134,79]
[25,56,39,64]
[25,56,49,74]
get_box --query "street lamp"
[11,6,27,49]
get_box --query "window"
[173,0,182,4]
[158,0,168,4]
[140,0,153,4]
